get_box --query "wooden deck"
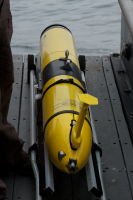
[1,55,133,200]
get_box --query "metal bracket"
[28,142,38,155]
[85,142,103,198]
[60,63,72,71]
[42,142,54,198]
[93,142,102,157]
[38,72,43,93]
[27,55,36,83]
[59,50,72,71]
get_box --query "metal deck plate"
[103,55,133,197]
[85,56,133,200]
[110,54,133,143]
[12,56,35,200]
[2,55,133,200]
[1,55,23,200]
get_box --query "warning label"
[53,99,82,111]
[52,99,89,119]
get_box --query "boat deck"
[1,54,133,200]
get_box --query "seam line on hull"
[43,110,91,133]
[42,79,85,99]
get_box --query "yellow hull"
[45,114,92,173]
[40,26,80,71]
[40,25,95,174]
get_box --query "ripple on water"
[10,0,121,55]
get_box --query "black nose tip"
[69,162,76,173]
[65,158,78,174]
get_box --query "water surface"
[10,0,121,56]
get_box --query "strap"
[42,78,85,99]
[43,110,91,133]
[42,60,83,86]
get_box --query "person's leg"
[0,180,6,200]
[0,85,28,169]
[1,84,12,125]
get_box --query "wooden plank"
[13,56,35,200]
[1,55,23,200]
[84,56,132,200]
[104,55,133,197]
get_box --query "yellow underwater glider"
[28,24,104,199]
[40,25,98,174]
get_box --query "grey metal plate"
[110,54,133,143]
[13,56,35,200]
[7,55,23,130]
[121,13,133,90]
[1,55,23,200]
[85,56,132,200]
[102,56,133,197]
[3,54,133,200]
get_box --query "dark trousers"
[0,84,28,199]
[0,180,6,200]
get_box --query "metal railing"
[118,0,133,41]
[30,70,42,200]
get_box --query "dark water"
[10,0,121,56]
